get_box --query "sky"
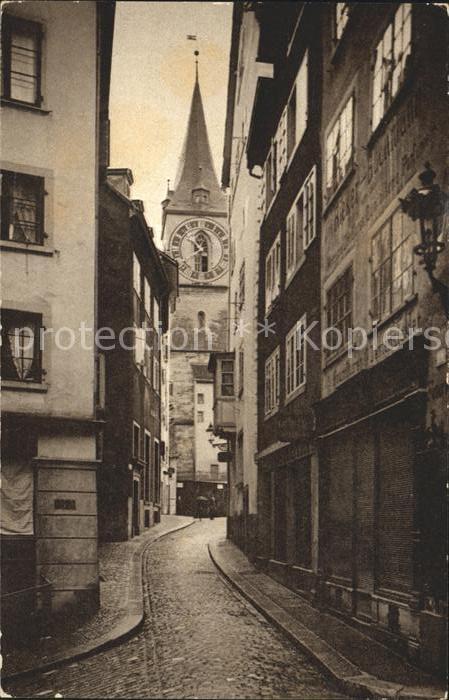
[109,1,233,242]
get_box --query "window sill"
[324,344,352,370]
[0,240,54,256]
[264,405,279,421]
[285,254,307,290]
[285,383,306,406]
[2,379,48,393]
[365,72,414,152]
[323,163,356,217]
[1,98,51,115]
[368,293,418,338]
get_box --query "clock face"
[169,218,229,282]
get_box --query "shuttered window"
[377,417,414,592]
[326,434,353,580]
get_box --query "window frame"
[238,261,245,312]
[326,266,353,358]
[220,358,234,397]
[325,94,354,202]
[370,208,415,323]
[1,170,45,246]
[286,49,308,166]
[371,4,412,133]
[1,14,43,107]
[264,346,280,417]
[265,233,281,313]
[285,314,307,401]
[144,429,151,503]
[153,353,160,394]
[334,3,351,43]
[1,309,43,383]
[132,421,141,461]
[286,166,317,285]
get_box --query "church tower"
[162,58,229,514]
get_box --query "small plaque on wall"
[54,498,76,510]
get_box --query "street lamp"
[400,163,449,317]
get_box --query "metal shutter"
[294,457,312,568]
[354,425,375,592]
[326,434,353,580]
[377,417,414,592]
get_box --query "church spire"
[169,54,226,212]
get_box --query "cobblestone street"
[4,519,347,699]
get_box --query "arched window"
[197,311,206,329]
[193,232,209,272]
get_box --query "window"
[221,359,234,397]
[265,234,281,312]
[134,326,145,367]
[193,190,209,205]
[264,145,277,210]
[153,440,161,503]
[153,355,160,393]
[193,232,209,272]
[169,382,173,396]
[133,253,141,296]
[286,166,316,282]
[326,267,353,352]
[325,95,354,198]
[1,310,42,382]
[144,278,152,325]
[287,50,308,159]
[198,310,206,329]
[153,297,160,332]
[211,464,219,481]
[1,171,45,244]
[264,347,280,416]
[335,4,350,42]
[238,262,245,311]
[286,315,307,397]
[197,411,204,423]
[371,209,414,321]
[372,4,411,132]
[144,431,151,502]
[133,423,141,460]
[1,14,42,106]
[238,349,244,396]
[197,393,204,404]
[143,342,152,379]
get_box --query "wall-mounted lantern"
[400,163,448,317]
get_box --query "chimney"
[107,168,134,198]
[132,199,145,214]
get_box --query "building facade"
[215,0,448,675]
[243,2,323,595]
[315,2,448,672]
[212,3,273,556]
[0,0,115,632]
[162,69,228,517]
[98,168,177,541]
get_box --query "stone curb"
[3,519,196,682]
[208,542,445,700]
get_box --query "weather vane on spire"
[194,50,199,82]
[186,34,199,82]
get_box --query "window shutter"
[37,176,45,243]
[1,171,12,241]
[260,165,266,213]
[295,50,308,146]
[276,107,288,182]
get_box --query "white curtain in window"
[0,457,34,535]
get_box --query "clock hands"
[184,241,207,263]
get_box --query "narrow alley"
[4,520,347,699]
